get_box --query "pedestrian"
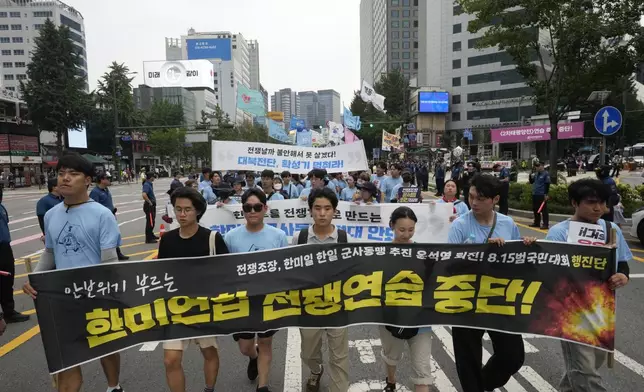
[90,173,129,260]
[436,179,468,222]
[260,169,285,201]
[529,162,550,229]
[382,163,403,202]
[198,168,217,204]
[370,162,389,192]
[355,181,379,205]
[434,159,446,196]
[223,188,288,392]
[494,163,511,215]
[293,188,350,392]
[300,169,330,200]
[390,170,421,203]
[281,171,300,199]
[159,186,229,392]
[142,171,158,244]
[447,174,535,392]
[379,206,434,392]
[22,152,124,392]
[168,172,184,195]
[36,178,63,234]
[0,187,29,324]
[340,176,358,202]
[595,165,619,222]
[545,179,631,391]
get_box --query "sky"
[64,0,361,108]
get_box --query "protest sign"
[567,221,607,246]
[30,241,616,374]
[168,200,453,243]
[397,187,422,203]
[211,140,368,174]
[381,130,401,152]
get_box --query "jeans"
[559,341,607,392]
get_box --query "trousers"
[300,328,349,392]
[559,341,607,392]
[0,242,16,314]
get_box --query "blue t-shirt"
[142,181,156,203]
[224,224,288,254]
[448,211,520,244]
[436,198,469,216]
[44,201,121,270]
[546,219,633,265]
[341,186,358,202]
[371,174,388,192]
[499,167,511,182]
[382,176,403,202]
[36,193,63,217]
[283,183,300,199]
[0,204,9,243]
[89,186,114,212]
[266,191,285,201]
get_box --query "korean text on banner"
[491,122,584,143]
[31,241,615,374]
[382,130,401,152]
[211,140,369,174]
[268,120,289,143]
[236,83,266,117]
[297,130,313,147]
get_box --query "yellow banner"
[381,130,402,152]
[267,111,285,122]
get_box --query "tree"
[147,128,187,164]
[20,19,90,156]
[458,0,644,179]
[145,100,184,128]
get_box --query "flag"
[343,107,362,130]
[344,128,358,144]
[236,83,266,117]
[360,80,386,113]
[297,130,312,146]
[290,116,306,131]
[268,120,289,143]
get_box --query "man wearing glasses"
[224,188,288,392]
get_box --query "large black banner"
[29,241,616,374]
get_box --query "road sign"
[594,106,622,136]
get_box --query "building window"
[413,31,418,38]
[391,21,399,28]
[16,74,26,80]
[414,52,418,59]
[402,52,410,59]
[402,20,410,28]
[392,52,399,59]
[15,62,25,67]
[453,41,462,51]
[453,77,461,86]
[392,31,399,38]
[403,0,410,5]
[468,69,525,85]
[214,79,218,84]
[11,24,21,30]
[454,5,464,15]
[453,95,461,104]
[33,11,53,17]
[5,87,14,91]
[392,62,400,69]
[414,41,418,49]
[414,0,419,5]
[0,25,7,30]
[392,0,399,5]
[0,37,10,43]
[0,12,6,18]
[34,24,43,30]
[60,15,81,32]
[9,12,20,18]
[391,10,399,17]
[13,49,23,55]
[452,112,461,121]
[403,10,410,17]
[1,50,9,55]
[413,10,418,17]
[4,74,13,80]
[403,31,410,38]
[403,41,410,49]
[402,62,410,69]
[413,20,418,28]
[453,24,462,34]
[12,37,22,43]
[413,62,418,69]
[453,59,461,69]
[2,62,11,68]
[392,41,399,49]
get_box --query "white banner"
[211,140,369,174]
[168,200,453,243]
[143,60,214,89]
[360,80,386,112]
[567,221,606,246]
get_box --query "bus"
[623,143,644,165]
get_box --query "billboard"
[491,122,584,143]
[67,125,87,149]
[267,111,285,122]
[186,38,232,61]
[143,60,214,89]
[418,91,449,113]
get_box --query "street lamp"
[112,71,137,177]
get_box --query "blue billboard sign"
[418,91,449,113]
[186,38,232,61]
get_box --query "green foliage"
[145,100,184,128]
[20,19,90,155]
[458,0,644,181]
[94,62,143,134]
[147,128,186,163]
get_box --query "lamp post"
[112,71,137,178]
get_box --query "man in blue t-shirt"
[448,175,534,392]
[36,177,63,234]
[90,173,128,261]
[260,169,285,202]
[224,188,288,392]
[23,152,124,392]
[382,163,403,202]
[546,179,631,391]
[142,172,158,243]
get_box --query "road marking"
[615,350,644,379]
[519,366,557,391]
[283,327,302,392]
[349,380,411,391]
[0,325,40,357]
[8,216,36,225]
[515,222,548,234]
[349,339,380,363]
[10,223,39,233]
[10,233,41,246]
[21,211,33,215]
[483,332,539,353]
[139,342,159,351]
[630,273,644,278]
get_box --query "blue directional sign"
[594,106,622,136]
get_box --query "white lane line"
[21,211,33,215]
[615,350,644,379]
[430,357,459,392]
[10,223,39,233]
[283,327,302,392]
[630,273,644,279]
[139,342,159,352]
[519,366,557,391]
[8,216,36,225]
[349,339,380,363]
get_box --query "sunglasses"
[242,203,264,213]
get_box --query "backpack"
[385,326,419,340]
[297,228,348,244]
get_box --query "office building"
[317,89,341,125]
[0,0,88,92]
[260,84,268,113]
[248,40,260,90]
[298,91,318,129]
[165,29,258,125]
[360,0,419,85]
[133,85,197,126]
[271,88,299,123]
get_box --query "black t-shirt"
[158,226,229,259]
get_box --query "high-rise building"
[317,90,341,125]
[165,29,258,125]
[271,88,299,123]
[360,0,419,84]
[133,85,197,126]
[298,91,318,129]
[248,40,260,90]
[0,0,88,92]
[259,84,268,114]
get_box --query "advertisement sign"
[212,140,369,174]
[491,122,584,144]
[186,38,232,61]
[1,135,39,155]
[143,60,214,89]
[267,111,285,122]
[268,120,289,143]
[68,125,87,149]
[418,91,449,113]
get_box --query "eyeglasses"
[242,203,264,213]
[174,207,194,215]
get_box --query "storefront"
[491,122,585,161]
[0,134,42,187]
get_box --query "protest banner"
[168,200,453,243]
[29,241,616,374]
[381,130,401,152]
[397,187,422,203]
[567,221,607,246]
[211,140,368,174]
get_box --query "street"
[1,178,643,391]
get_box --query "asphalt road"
[0,178,643,392]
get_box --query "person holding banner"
[224,188,289,392]
[292,187,350,392]
[391,171,422,203]
[382,163,403,202]
[299,169,330,200]
[158,186,229,392]
[23,153,125,392]
[447,175,534,392]
[545,179,631,392]
[379,206,433,392]
[435,179,469,222]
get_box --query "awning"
[82,154,107,164]
[45,161,58,166]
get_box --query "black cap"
[357,181,378,195]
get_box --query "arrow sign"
[593,106,622,136]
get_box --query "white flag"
[360,80,386,113]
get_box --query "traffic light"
[370,123,374,128]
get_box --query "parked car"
[629,207,644,246]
